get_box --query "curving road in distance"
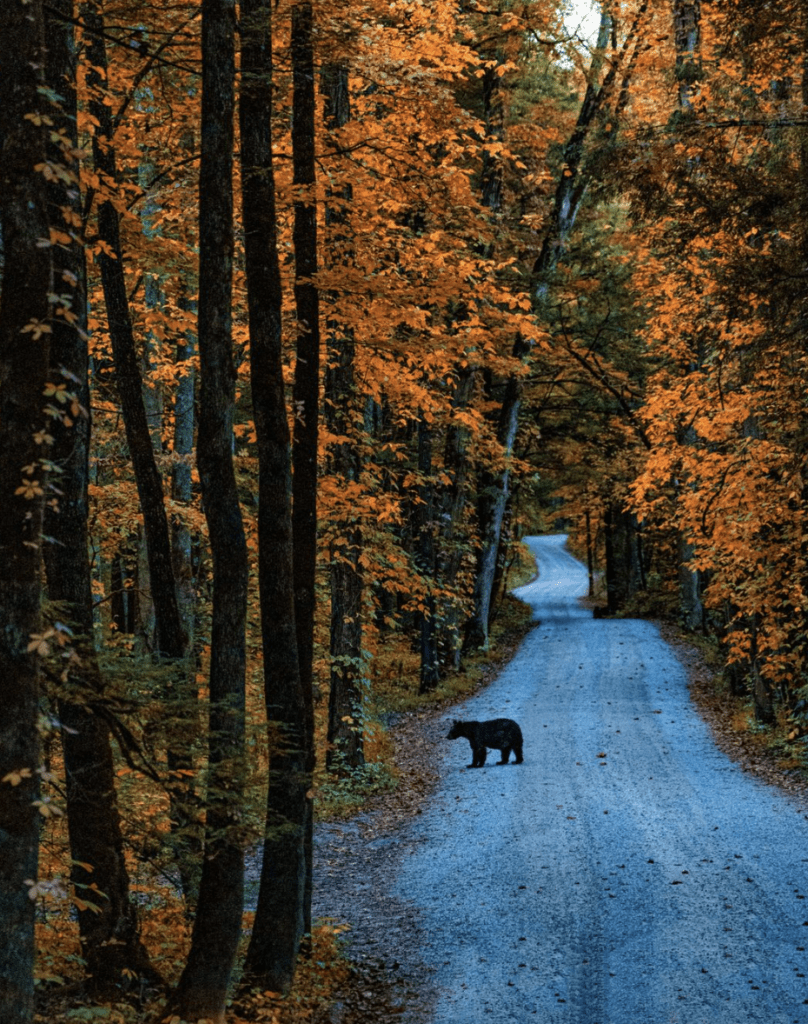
[394,534,808,1024]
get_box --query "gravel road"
[378,534,808,1024]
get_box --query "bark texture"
[42,0,157,994]
[323,62,365,768]
[291,0,320,699]
[237,0,310,995]
[0,4,50,1020]
[290,0,318,944]
[169,2,246,1019]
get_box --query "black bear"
[446,718,524,768]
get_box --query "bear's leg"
[472,746,487,767]
[513,742,523,764]
[497,746,511,765]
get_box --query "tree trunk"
[323,62,366,771]
[84,2,185,665]
[237,0,309,994]
[677,534,704,631]
[327,539,365,764]
[42,0,158,995]
[585,506,595,598]
[417,419,440,692]
[291,0,320,698]
[672,0,701,111]
[290,0,318,943]
[465,372,521,650]
[604,505,643,613]
[437,368,476,671]
[752,661,775,725]
[671,1,704,630]
[171,333,196,643]
[166,331,203,907]
[168,2,246,1020]
[0,5,50,1020]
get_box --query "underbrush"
[678,631,808,781]
[719,681,808,777]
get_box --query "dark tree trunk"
[291,0,319,695]
[0,6,50,1021]
[84,3,185,665]
[327,535,365,765]
[437,368,476,671]
[752,662,775,725]
[169,2,246,1020]
[237,0,309,995]
[290,0,318,942]
[417,419,440,692]
[323,62,365,770]
[604,505,643,614]
[110,552,136,634]
[42,1,158,995]
[291,0,319,707]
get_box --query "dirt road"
[379,534,808,1023]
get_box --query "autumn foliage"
[3,0,808,1021]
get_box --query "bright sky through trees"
[564,0,601,42]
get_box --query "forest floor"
[311,607,808,1024]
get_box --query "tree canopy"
[2,0,808,1020]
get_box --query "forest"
[1,0,807,1021]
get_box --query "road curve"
[394,534,808,1024]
